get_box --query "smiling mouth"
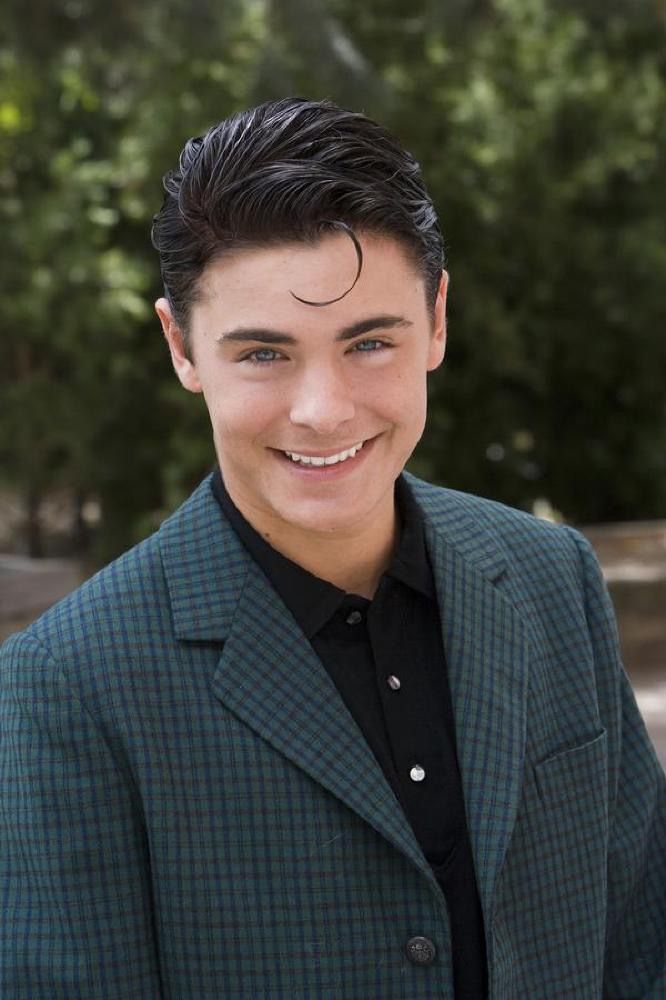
[282,440,366,467]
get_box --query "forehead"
[192,232,425,328]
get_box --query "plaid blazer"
[1,473,664,999]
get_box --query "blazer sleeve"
[0,630,163,999]
[567,530,666,999]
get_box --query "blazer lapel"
[212,558,441,888]
[411,476,530,920]
[159,476,439,894]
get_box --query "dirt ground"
[606,581,666,768]
[581,522,666,767]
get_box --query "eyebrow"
[215,314,412,346]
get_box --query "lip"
[272,435,378,478]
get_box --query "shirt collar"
[211,469,435,639]
[389,475,436,600]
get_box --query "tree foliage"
[1,0,665,559]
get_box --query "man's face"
[158,231,447,543]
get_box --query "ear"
[426,269,448,372]
[155,297,202,393]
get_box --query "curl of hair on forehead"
[289,222,363,307]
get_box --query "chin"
[283,495,378,535]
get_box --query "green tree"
[329,0,666,521]
[2,0,665,565]
[1,0,266,558]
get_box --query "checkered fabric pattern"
[1,472,664,999]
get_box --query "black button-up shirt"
[212,470,487,998]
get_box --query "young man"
[1,98,664,999]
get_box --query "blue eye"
[353,339,390,352]
[244,348,281,364]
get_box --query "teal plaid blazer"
[1,473,664,999]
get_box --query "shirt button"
[405,935,437,965]
[410,764,426,782]
[345,610,363,625]
[387,675,401,690]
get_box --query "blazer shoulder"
[406,472,583,571]
[9,527,164,653]
[3,476,219,664]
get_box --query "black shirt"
[212,470,487,998]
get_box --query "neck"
[281,524,398,598]
[227,490,399,599]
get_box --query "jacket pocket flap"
[535,728,608,806]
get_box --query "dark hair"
[151,97,444,353]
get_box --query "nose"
[288,362,355,435]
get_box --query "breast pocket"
[532,728,610,887]
[535,728,608,808]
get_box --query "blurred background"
[0,0,664,761]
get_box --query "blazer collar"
[159,474,248,641]
[159,471,509,642]
[404,472,508,584]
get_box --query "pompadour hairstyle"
[151,97,444,353]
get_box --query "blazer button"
[405,936,437,965]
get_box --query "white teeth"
[285,441,365,466]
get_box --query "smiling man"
[1,98,664,999]
[157,230,446,597]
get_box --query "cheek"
[362,365,427,420]
[204,379,281,441]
